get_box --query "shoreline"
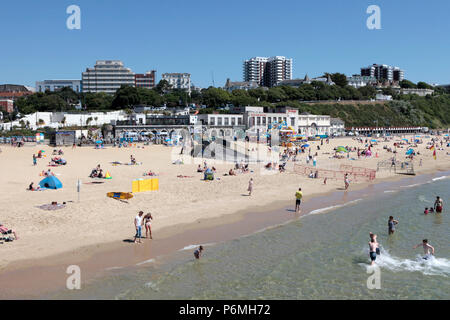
[1,166,448,299]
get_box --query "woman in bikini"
[144,213,153,239]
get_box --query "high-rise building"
[36,80,81,93]
[161,73,191,94]
[243,56,292,87]
[361,64,404,82]
[135,70,156,89]
[82,60,135,94]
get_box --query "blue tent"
[405,149,414,155]
[39,176,63,189]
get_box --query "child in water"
[424,207,429,215]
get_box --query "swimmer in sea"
[388,216,399,235]
[369,232,381,255]
[369,238,379,265]
[194,246,204,259]
[434,196,443,213]
[413,239,435,259]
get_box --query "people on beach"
[424,207,429,215]
[413,239,435,259]
[194,246,204,259]
[134,211,144,244]
[130,155,136,165]
[295,188,303,213]
[434,196,443,213]
[388,216,399,235]
[32,154,37,166]
[247,178,253,196]
[0,223,18,240]
[344,173,350,190]
[144,213,153,239]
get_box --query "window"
[225,117,229,125]
[210,117,215,126]
[238,118,243,125]
[231,118,236,126]
[290,117,295,126]
[257,117,261,125]
[218,117,222,125]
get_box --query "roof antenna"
[211,71,215,87]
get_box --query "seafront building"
[82,60,135,94]
[135,71,156,89]
[0,84,34,102]
[36,80,82,93]
[361,64,404,82]
[347,75,377,88]
[224,78,259,92]
[243,56,292,87]
[161,73,191,95]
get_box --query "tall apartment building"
[135,70,156,89]
[243,56,292,87]
[361,64,404,82]
[36,80,81,93]
[82,60,135,94]
[161,73,191,95]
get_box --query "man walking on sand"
[295,188,303,213]
[134,211,144,244]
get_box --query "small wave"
[105,266,123,271]
[400,183,423,188]
[136,258,155,266]
[384,190,398,193]
[432,176,448,181]
[360,248,450,277]
[179,243,216,251]
[308,199,363,215]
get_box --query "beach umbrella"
[405,149,414,155]
[302,144,310,147]
[371,139,377,142]
[96,140,103,144]
[336,146,348,153]
[402,138,409,141]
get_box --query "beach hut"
[39,176,63,189]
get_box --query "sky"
[1,0,449,88]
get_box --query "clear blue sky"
[1,0,449,88]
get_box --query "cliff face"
[296,96,450,129]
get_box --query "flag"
[433,149,436,160]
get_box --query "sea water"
[51,176,450,299]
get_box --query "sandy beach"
[1,135,449,276]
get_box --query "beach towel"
[37,203,66,211]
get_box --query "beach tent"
[337,146,348,153]
[402,138,409,141]
[39,176,63,189]
[302,144,310,147]
[371,139,377,142]
[406,149,414,155]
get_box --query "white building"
[347,75,377,88]
[36,80,82,93]
[0,111,128,131]
[161,73,191,95]
[82,60,135,94]
[243,56,292,87]
[330,118,345,136]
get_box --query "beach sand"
[0,135,449,274]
